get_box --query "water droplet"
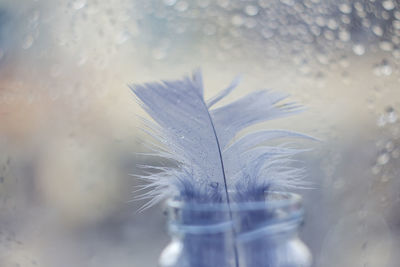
[327,19,338,30]
[72,0,86,10]
[244,5,259,16]
[163,0,177,6]
[29,10,40,24]
[261,28,274,39]
[377,153,390,165]
[352,44,365,55]
[339,3,352,14]
[393,20,400,30]
[341,15,351,24]
[22,35,34,49]
[395,11,400,20]
[209,182,219,189]
[57,34,68,46]
[392,49,400,58]
[217,0,229,8]
[373,66,382,76]
[372,25,383,36]
[338,30,351,42]
[372,164,382,175]
[386,106,398,123]
[317,54,329,65]
[382,0,395,11]
[381,64,392,76]
[197,0,210,8]
[175,1,188,12]
[77,54,88,66]
[354,2,364,12]
[379,41,393,52]
[382,10,391,20]
[115,31,130,44]
[373,60,392,76]
[362,18,371,28]
[299,64,311,75]
[323,30,335,41]
[280,0,295,6]
[152,48,166,60]
[310,25,321,36]
[377,114,387,127]
[231,14,244,26]
[333,179,345,189]
[385,141,394,152]
[315,16,326,27]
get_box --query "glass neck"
[166,192,303,241]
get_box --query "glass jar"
[159,192,312,267]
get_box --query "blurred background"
[0,0,399,266]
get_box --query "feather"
[206,75,242,108]
[131,70,229,206]
[130,70,312,206]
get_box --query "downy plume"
[130,70,314,209]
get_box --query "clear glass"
[2,1,400,266]
[159,192,312,267]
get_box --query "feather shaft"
[195,77,240,267]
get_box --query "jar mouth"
[166,191,302,212]
[166,191,304,237]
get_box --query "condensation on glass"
[0,0,400,266]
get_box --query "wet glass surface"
[0,1,399,266]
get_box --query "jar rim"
[166,191,302,212]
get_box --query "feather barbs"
[130,70,313,208]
